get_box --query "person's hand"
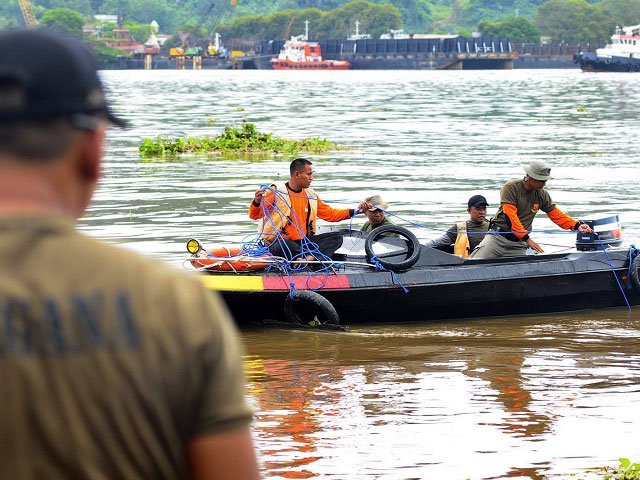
[525,237,544,254]
[356,201,371,214]
[578,223,593,233]
[253,189,265,205]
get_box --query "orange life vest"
[453,221,471,258]
[258,182,318,244]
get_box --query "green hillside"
[2,0,640,46]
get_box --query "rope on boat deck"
[369,254,409,293]
[251,184,394,296]
[380,210,579,237]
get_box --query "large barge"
[99,38,595,71]
[255,36,517,70]
[254,37,592,70]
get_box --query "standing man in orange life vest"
[249,158,369,260]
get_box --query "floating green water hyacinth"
[139,120,349,158]
[604,458,640,480]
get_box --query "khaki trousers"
[469,232,528,259]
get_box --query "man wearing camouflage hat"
[469,161,592,259]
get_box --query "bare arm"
[187,427,260,480]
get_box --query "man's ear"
[78,124,105,182]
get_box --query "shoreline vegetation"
[138,121,349,159]
[603,457,640,479]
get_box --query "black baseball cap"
[0,29,127,127]
[468,194,489,208]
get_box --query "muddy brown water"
[89,69,640,478]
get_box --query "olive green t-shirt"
[360,215,395,233]
[0,215,253,480]
[493,178,555,232]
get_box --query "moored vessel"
[271,35,350,70]
[574,24,640,72]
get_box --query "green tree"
[219,0,402,40]
[102,0,190,32]
[368,0,431,33]
[461,0,538,27]
[39,7,86,38]
[479,16,541,43]
[0,15,19,30]
[359,4,403,38]
[38,0,93,16]
[536,0,611,44]
[598,0,640,29]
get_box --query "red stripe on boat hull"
[263,275,350,291]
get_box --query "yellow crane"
[18,0,39,28]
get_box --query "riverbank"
[100,40,592,70]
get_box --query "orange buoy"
[190,246,270,272]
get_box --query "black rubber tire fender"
[284,290,340,326]
[631,254,640,292]
[364,224,421,272]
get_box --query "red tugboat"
[271,34,350,70]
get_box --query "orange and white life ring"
[190,246,270,272]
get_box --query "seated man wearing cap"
[427,195,490,258]
[360,194,395,234]
[469,161,592,259]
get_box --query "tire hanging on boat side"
[364,225,421,272]
[284,290,340,326]
[631,254,640,292]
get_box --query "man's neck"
[286,180,303,192]
[0,166,69,217]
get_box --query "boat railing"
[514,43,601,55]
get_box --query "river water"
[90,69,640,479]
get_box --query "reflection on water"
[244,311,640,479]
[89,70,640,479]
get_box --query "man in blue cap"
[0,29,259,480]
[427,194,490,257]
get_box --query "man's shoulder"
[502,178,523,190]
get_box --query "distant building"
[95,14,119,23]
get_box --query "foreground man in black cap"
[0,29,259,479]
[427,194,490,258]
[469,161,592,259]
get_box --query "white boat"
[574,24,640,72]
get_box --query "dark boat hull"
[574,51,640,72]
[200,243,640,325]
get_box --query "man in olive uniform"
[360,194,395,234]
[0,29,259,480]
[427,195,490,258]
[469,161,592,259]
